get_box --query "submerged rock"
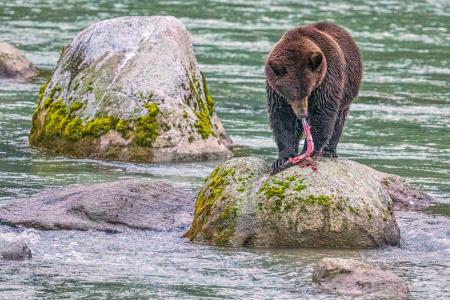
[313,258,409,298]
[0,42,37,79]
[0,241,32,261]
[29,16,232,162]
[185,157,401,248]
[0,180,193,233]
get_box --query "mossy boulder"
[185,157,402,248]
[29,16,232,162]
[0,42,37,79]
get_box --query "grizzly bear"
[265,22,362,173]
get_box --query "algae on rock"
[185,157,266,246]
[30,80,162,159]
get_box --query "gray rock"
[0,180,194,233]
[29,16,232,162]
[0,241,32,261]
[380,175,436,210]
[313,258,409,299]
[0,42,37,79]
[185,157,401,248]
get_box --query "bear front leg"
[323,108,349,157]
[309,107,339,157]
[269,103,299,172]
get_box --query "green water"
[0,0,449,299]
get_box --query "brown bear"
[265,22,362,173]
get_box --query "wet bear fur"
[265,22,363,172]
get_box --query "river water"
[0,0,449,299]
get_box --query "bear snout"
[291,97,308,119]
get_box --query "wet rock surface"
[0,240,32,261]
[0,180,194,233]
[185,157,403,248]
[313,257,409,298]
[0,42,37,79]
[380,175,436,210]
[29,16,232,162]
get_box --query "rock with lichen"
[185,157,403,248]
[0,42,37,79]
[313,258,409,298]
[29,16,232,162]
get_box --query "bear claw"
[271,158,293,175]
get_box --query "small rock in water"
[0,241,32,261]
[0,42,37,79]
[313,258,409,298]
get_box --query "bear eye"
[269,62,287,76]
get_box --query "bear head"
[265,32,327,118]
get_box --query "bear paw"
[321,149,338,158]
[271,158,293,175]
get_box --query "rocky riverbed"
[1,1,449,298]
[0,156,437,298]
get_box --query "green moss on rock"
[303,195,332,207]
[43,97,53,108]
[33,98,118,143]
[37,80,49,105]
[134,102,160,147]
[258,177,293,200]
[293,179,307,192]
[115,119,131,137]
[185,164,237,246]
[42,99,71,140]
[49,85,62,99]
[258,175,311,214]
[215,204,238,246]
[195,109,213,139]
[30,82,162,154]
[201,72,215,116]
[189,73,216,139]
[82,116,119,137]
[260,182,286,200]
[64,117,83,141]
[70,102,83,112]
[348,205,359,215]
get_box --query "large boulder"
[29,16,232,162]
[313,258,409,298]
[0,241,32,261]
[185,157,402,248]
[0,180,194,233]
[0,42,37,79]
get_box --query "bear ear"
[309,52,323,71]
